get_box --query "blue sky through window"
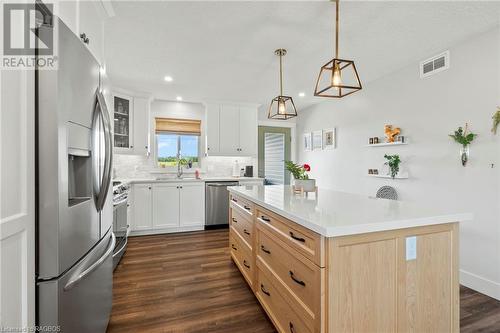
[157,134,199,159]
[180,135,198,158]
[157,134,178,158]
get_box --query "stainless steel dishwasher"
[205,181,239,229]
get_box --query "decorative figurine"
[384,125,401,143]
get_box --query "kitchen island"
[228,185,472,333]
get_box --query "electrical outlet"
[406,236,417,261]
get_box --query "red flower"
[303,164,311,171]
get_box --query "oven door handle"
[112,234,128,259]
[113,197,128,207]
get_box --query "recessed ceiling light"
[176,96,183,101]
[164,76,173,82]
[298,92,306,97]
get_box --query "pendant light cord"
[335,0,339,59]
[279,52,283,96]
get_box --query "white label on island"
[406,236,417,261]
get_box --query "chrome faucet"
[177,157,183,179]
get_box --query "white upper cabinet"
[238,106,258,156]
[219,105,240,155]
[133,97,151,156]
[55,0,106,65]
[205,103,258,156]
[113,92,134,152]
[205,103,220,154]
[77,1,105,64]
[113,92,151,155]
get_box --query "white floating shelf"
[367,173,409,179]
[365,141,408,147]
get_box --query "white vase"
[294,179,316,192]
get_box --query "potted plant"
[285,161,316,191]
[384,154,401,179]
[449,123,477,166]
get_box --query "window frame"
[155,132,201,170]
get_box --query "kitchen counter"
[228,184,471,237]
[114,176,264,184]
[228,184,467,332]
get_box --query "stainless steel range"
[112,181,130,269]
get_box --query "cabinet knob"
[79,33,90,44]
[131,145,134,148]
[148,187,151,190]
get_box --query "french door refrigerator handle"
[64,232,116,291]
[93,89,113,211]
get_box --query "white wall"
[297,27,500,298]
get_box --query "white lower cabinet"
[130,182,205,235]
[179,183,205,226]
[153,184,180,228]
[131,184,153,230]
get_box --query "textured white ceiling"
[104,1,500,109]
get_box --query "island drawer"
[230,208,253,249]
[230,194,254,218]
[230,227,254,287]
[257,227,323,317]
[256,264,314,333]
[256,206,325,267]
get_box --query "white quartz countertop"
[228,185,472,237]
[114,176,264,185]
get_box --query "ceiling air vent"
[420,51,450,78]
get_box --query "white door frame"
[0,67,36,327]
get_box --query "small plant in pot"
[449,123,477,167]
[285,161,316,191]
[384,154,401,179]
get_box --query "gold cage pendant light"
[268,49,297,120]
[314,0,362,98]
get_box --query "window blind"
[264,132,285,185]
[155,118,201,135]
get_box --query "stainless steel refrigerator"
[36,17,114,333]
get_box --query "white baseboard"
[460,269,500,300]
[130,225,205,236]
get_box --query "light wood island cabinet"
[228,185,469,333]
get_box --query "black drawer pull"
[232,217,237,223]
[232,198,238,203]
[261,216,271,222]
[260,284,270,296]
[289,271,306,286]
[243,260,250,269]
[244,229,251,235]
[261,245,271,254]
[244,205,251,211]
[289,232,306,243]
[289,322,296,333]
[231,244,237,251]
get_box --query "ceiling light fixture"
[268,49,297,120]
[164,76,173,82]
[176,96,183,101]
[298,92,306,97]
[314,0,362,98]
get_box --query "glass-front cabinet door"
[113,93,134,151]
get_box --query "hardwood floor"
[107,229,275,333]
[107,229,500,333]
